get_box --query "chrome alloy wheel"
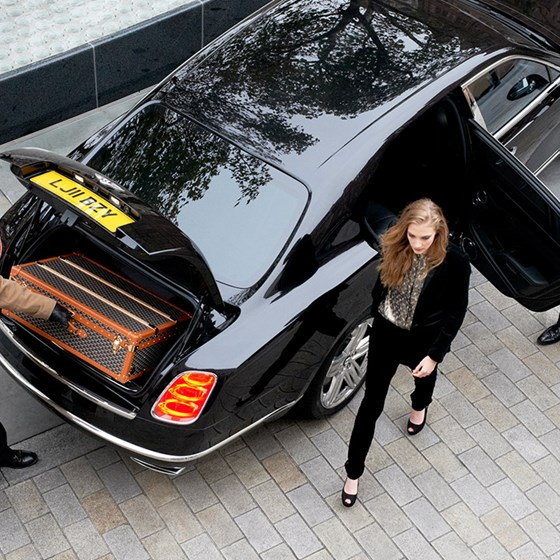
[319,318,371,410]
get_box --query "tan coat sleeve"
[0,277,56,320]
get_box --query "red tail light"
[151,371,217,424]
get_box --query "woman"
[342,198,470,507]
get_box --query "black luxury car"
[1,0,560,474]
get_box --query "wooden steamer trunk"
[4,253,192,383]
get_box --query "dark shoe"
[407,407,428,436]
[341,478,359,508]
[0,449,38,469]
[537,324,560,345]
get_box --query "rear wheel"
[304,316,371,418]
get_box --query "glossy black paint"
[0,148,224,310]
[156,0,504,179]
[475,0,560,50]
[1,0,560,470]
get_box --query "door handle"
[461,237,478,260]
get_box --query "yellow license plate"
[30,170,134,233]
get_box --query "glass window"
[464,58,559,135]
[84,103,309,288]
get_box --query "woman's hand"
[412,356,437,377]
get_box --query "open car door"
[461,120,560,311]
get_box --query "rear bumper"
[0,320,296,473]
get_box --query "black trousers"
[0,421,9,459]
[345,315,438,480]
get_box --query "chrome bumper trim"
[0,320,137,420]
[129,457,185,475]
[0,324,298,466]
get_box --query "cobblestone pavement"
[1,266,560,559]
[4,4,560,558]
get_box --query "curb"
[0,0,270,145]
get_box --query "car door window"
[464,57,560,199]
[502,86,560,198]
[464,58,559,136]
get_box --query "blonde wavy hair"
[378,198,449,288]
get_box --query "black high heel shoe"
[407,407,428,436]
[341,478,359,507]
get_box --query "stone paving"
[1,265,560,558]
[1,86,560,560]
[4,2,560,559]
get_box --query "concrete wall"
[0,0,271,145]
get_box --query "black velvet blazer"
[371,243,471,363]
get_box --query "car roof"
[473,1,560,49]
[156,0,536,184]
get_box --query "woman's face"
[407,223,437,254]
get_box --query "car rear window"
[84,103,308,288]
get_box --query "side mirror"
[507,74,548,101]
[362,202,397,250]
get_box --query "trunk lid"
[0,147,224,310]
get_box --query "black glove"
[49,303,71,329]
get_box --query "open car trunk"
[0,148,225,393]
[1,220,202,392]
[6,252,193,384]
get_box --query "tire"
[303,315,371,418]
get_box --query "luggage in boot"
[4,253,192,383]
